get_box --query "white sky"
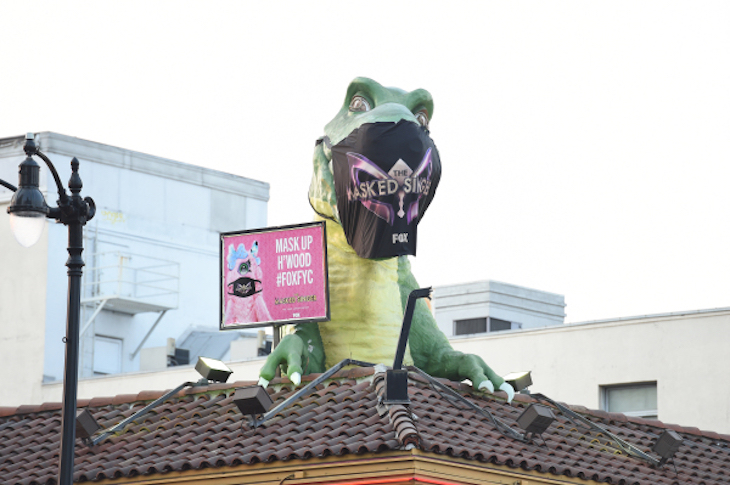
[1,1,728,323]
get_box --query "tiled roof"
[1,366,729,485]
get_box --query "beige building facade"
[450,306,730,434]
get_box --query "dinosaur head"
[323,77,434,147]
[310,78,441,259]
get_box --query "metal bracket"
[532,393,661,467]
[249,359,376,428]
[79,299,108,338]
[129,310,169,360]
[90,378,207,445]
[409,366,526,442]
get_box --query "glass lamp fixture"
[9,211,46,247]
[7,152,48,247]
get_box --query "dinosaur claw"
[499,382,515,403]
[290,372,302,386]
[257,377,270,389]
[478,380,495,393]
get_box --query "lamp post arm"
[0,179,17,192]
[23,135,68,204]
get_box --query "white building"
[432,280,566,336]
[0,132,269,406]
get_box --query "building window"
[93,335,122,375]
[454,317,522,336]
[489,318,513,332]
[454,318,487,335]
[601,382,657,419]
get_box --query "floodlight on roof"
[75,409,101,446]
[516,403,555,444]
[503,371,533,393]
[195,356,233,383]
[653,429,683,467]
[233,386,273,422]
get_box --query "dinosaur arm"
[258,322,326,387]
[258,333,304,386]
[293,322,326,374]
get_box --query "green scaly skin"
[258,78,508,397]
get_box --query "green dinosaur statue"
[258,78,514,402]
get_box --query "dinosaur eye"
[415,110,429,128]
[349,95,371,113]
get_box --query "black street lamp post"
[2,133,95,485]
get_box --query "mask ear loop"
[311,136,339,224]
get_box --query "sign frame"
[219,221,329,330]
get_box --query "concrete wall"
[451,308,730,434]
[0,200,49,405]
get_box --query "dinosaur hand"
[258,334,305,388]
[499,382,515,404]
[477,377,514,403]
[452,353,509,399]
[478,380,494,393]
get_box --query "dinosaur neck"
[317,216,412,368]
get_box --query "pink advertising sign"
[220,221,329,330]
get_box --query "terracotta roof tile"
[86,396,115,407]
[2,368,730,485]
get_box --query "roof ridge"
[373,372,419,449]
[0,380,254,418]
[0,367,379,418]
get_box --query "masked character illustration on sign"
[224,241,272,325]
[258,78,515,402]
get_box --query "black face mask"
[329,120,441,259]
[228,277,263,298]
